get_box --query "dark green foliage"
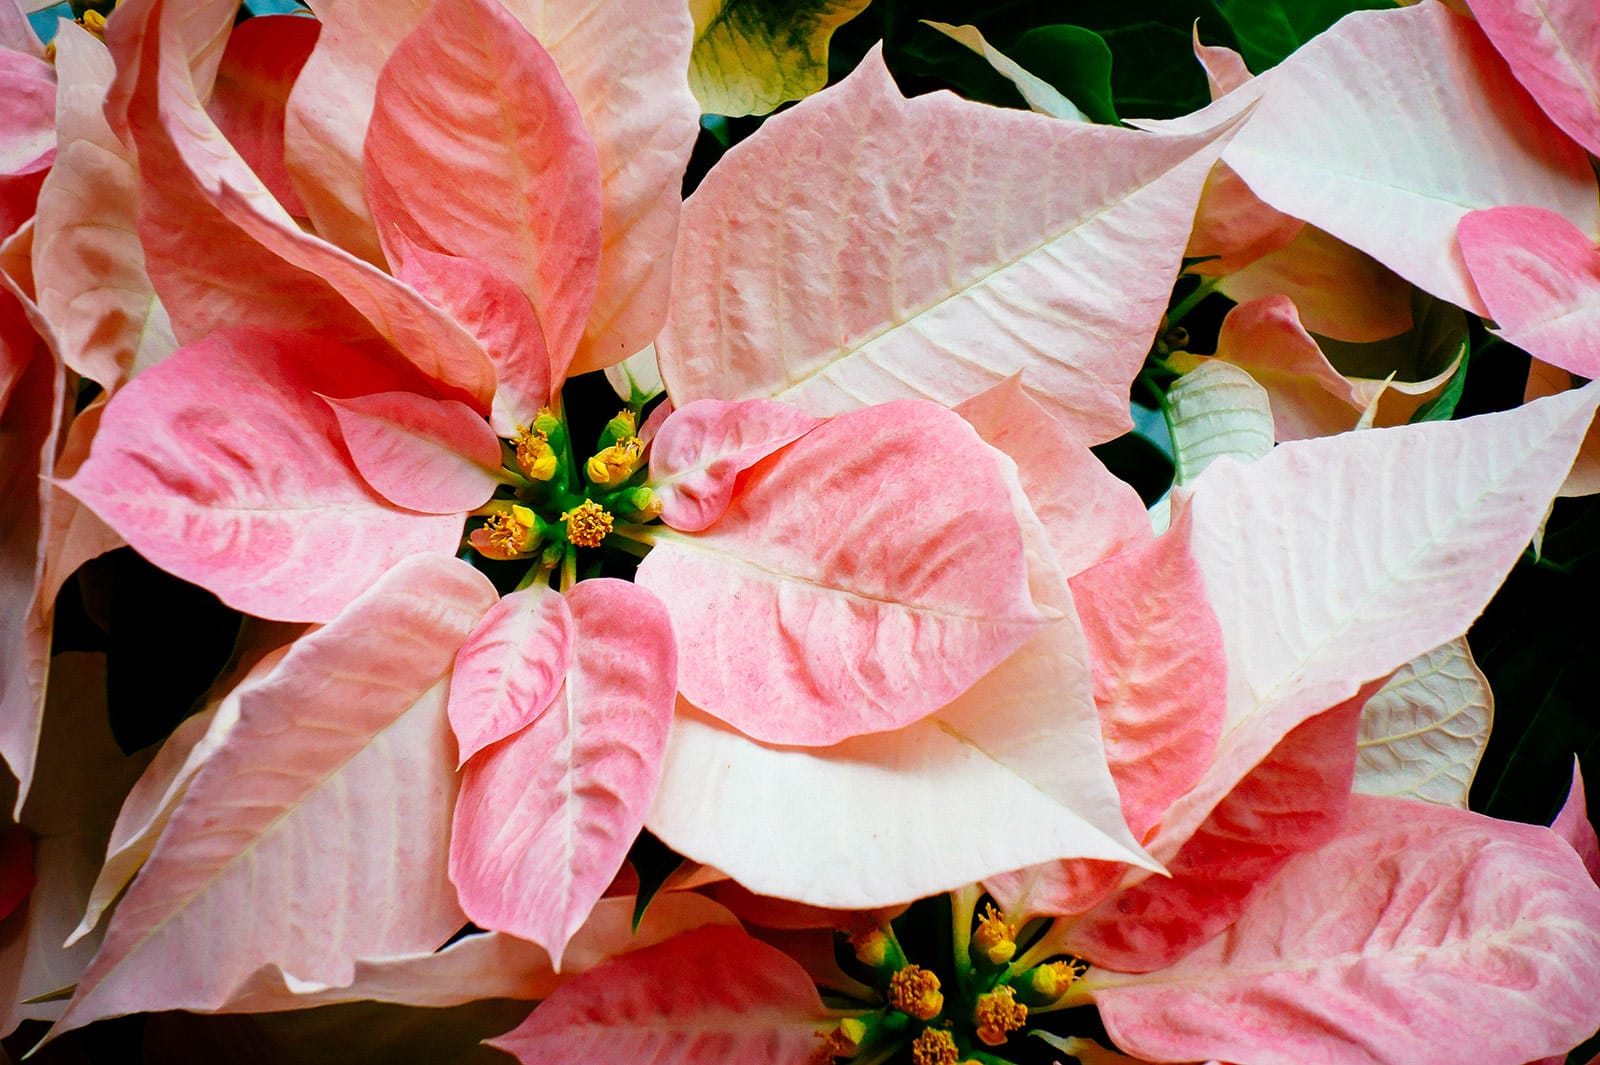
[1212,0,1392,72]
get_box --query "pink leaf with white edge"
[649,399,821,533]
[636,400,1047,746]
[31,23,177,392]
[1473,0,1600,158]
[658,46,1229,443]
[954,377,1151,578]
[390,237,551,437]
[322,391,502,515]
[1068,505,1226,842]
[1088,795,1600,1065]
[1216,224,1415,344]
[649,509,1151,909]
[366,0,600,376]
[1552,758,1600,886]
[219,893,739,1013]
[0,4,43,59]
[108,0,497,411]
[451,579,677,969]
[1194,26,1250,99]
[1060,695,1364,972]
[205,14,319,218]
[284,0,698,374]
[985,859,1125,926]
[1146,383,1600,868]
[1209,295,1449,441]
[61,328,464,623]
[51,555,497,1035]
[1459,207,1600,379]
[69,632,298,949]
[448,584,574,767]
[0,49,53,177]
[490,925,831,1065]
[1184,162,1304,278]
[1213,3,1598,317]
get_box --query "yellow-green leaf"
[689,0,871,116]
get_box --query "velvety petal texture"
[636,400,1046,745]
[447,584,574,766]
[204,13,319,218]
[450,580,678,968]
[1206,295,1456,440]
[322,390,503,515]
[108,0,497,410]
[390,239,551,436]
[1068,506,1226,842]
[1152,383,1600,865]
[649,398,821,533]
[489,925,831,1064]
[53,555,497,1034]
[659,46,1230,442]
[953,377,1151,578]
[62,329,464,623]
[1212,2,1598,316]
[1552,759,1600,886]
[1473,0,1600,157]
[1088,796,1600,1065]
[31,22,176,391]
[284,0,699,372]
[364,0,599,376]
[1458,206,1600,379]
[1061,696,1364,972]
[649,515,1148,909]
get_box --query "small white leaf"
[1354,638,1492,808]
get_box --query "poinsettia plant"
[1,0,1599,1062]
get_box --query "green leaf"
[1211,0,1393,72]
[1409,340,1471,423]
[690,0,874,116]
[628,830,685,932]
[1008,25,1120,124]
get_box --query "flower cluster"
[0,0,1598,1063]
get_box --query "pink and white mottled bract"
[638,399,1047,746]
[1088,797,1600,1065]
[449,580,677,969]
[490,925,831,1065]
[1471,0,1600,158]
[1459,206,1600,379]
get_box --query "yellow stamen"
[603,408,638,441]
[849,925,890,968]
[561,500,614,548]
[887,966,943,1021]
[971,904,1017,966]
[972,986,1027,1046]
[513,426,558,481]
[1024,959,1087,1002]
[470,505,539,560]
[811,1017,867,1062]
[910,1028,959,1065]
[585,436,644,487]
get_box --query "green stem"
[560,545,578,593]
[604,534,652,559]
[608,523,659,547]
[1166,276,1219,326]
